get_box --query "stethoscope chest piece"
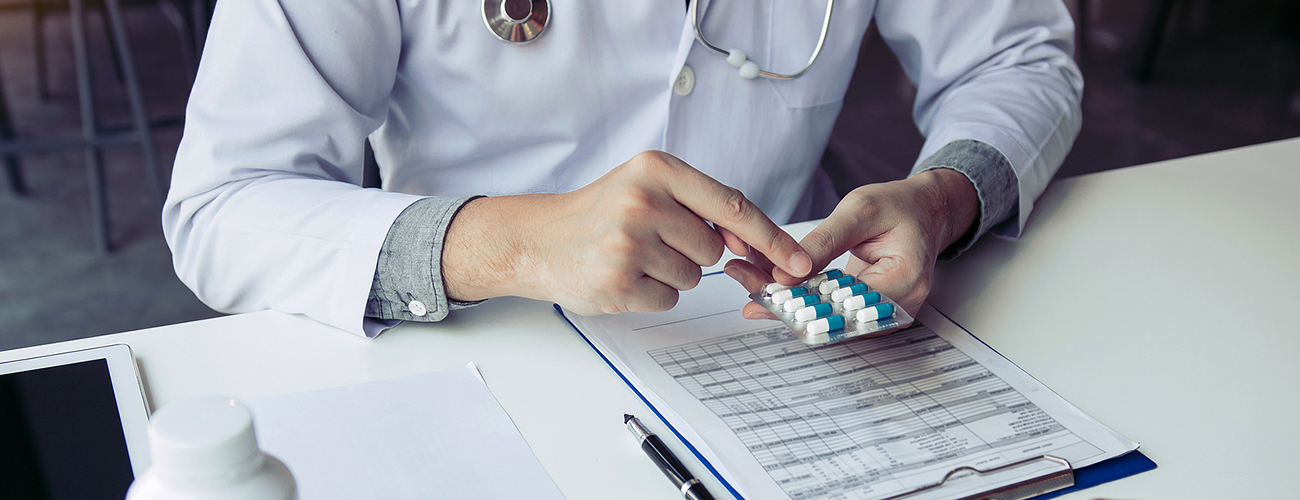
[483,0,550,43]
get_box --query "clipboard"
[556,303,1156,500]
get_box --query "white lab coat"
[163,0,1082,336]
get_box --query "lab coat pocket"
[763,0,873,109]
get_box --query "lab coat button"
[674,65,695,96]
[408,300,427,317]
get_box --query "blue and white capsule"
[818,275,856,294]
[805,269,844,288]
[763,283,790,294]
[793,302,834,321]
[806,314,846,335]
[855,303,895,322]
[841,292,882,311]
[769,286,810,304]
[782,294,821,312]
[830,283,870,302]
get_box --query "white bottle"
[126,396,297,500]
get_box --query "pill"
[855,303,895,322]
[841,292,882,311]
[763,283,789,294]
[805,269,844,287]
[794,302,834,321]
[806,315,846,334]
[783,294,821,312]
[770,287,809,304]
[818,276,856,294]
[830,283,870,302]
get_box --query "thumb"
[772,209,885,283]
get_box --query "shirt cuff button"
[408,300,427,317]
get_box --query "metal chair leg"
[1076,0,1089,62]
[1134,0,1178,83]
[97,1,126,84]
[103,0,165,207]
[70,0,111,254]
[32,0,50,101]
[156,0,197,80]
[191,0,209,59]
[0,77,26,194]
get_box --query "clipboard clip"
[877,455,1074,500]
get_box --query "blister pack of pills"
[748,269,914,346]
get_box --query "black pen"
[625,414,715,500]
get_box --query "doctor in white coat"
[163,0,1082,337]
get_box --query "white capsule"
[830,283,870,302]
[794,303,834,321]
[805,269,844,288]
[783,294,820,312]
[763,283,789,294]
[841,292,882,311]
[806,315,846,334]
[770,286,810,305]
[818,276,856,294]
[856,303,896,322]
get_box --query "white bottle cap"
[148,396,262,483]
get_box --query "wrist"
[912,168,980,251]
[442,195,535,302]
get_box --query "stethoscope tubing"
[689,0,835,80]
[484,0,835,81]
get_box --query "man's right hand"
[440,150,811,315]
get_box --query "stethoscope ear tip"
[727,49,759,79]
[726,49,748,68]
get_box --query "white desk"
[4,138,1298,499]
[926,137,1300,499]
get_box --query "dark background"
[1,0,1298,351]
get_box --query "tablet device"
[0,344,151,499]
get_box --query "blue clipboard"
[555,303,1156,500]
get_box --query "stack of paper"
[245,363,564,500]
[563,273,1142,500]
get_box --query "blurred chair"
[0,0,163,254]
[1,74,25,194]
[32,0,208,95]
[1133,0,1178,82]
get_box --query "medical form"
[563,273,1139,500]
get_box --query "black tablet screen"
[0,359,135,499]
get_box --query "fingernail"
[790,250,812,276]
[744,310,768,320]
[723,265,742,282]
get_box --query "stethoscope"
[482,0,835,80]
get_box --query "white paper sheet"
[565,273,1138,500]
[245,363,565,500]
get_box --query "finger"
[742,301,778,320]
[656,204,728,267]
[741,249,804,287]
[624,275,681,313]
[745,247,774,272]
[716,226,749,257]
[652,153,811,278]
[640,243,705,292]
[849,253,927,316]
[771,204,887,284]
[722,258,773,293]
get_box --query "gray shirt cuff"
[911,139,1018,259]
[365,195,486,323]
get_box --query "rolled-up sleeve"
[162,0,425,336]
[365,196,487,331]
[876,0,1084,239]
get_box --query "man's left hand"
[723,168,980,319]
